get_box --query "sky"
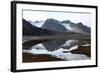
[23,10,91,27]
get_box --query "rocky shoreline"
[23,53,64,63]
[71,46,91,57]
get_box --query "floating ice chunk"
[68,45,78,51]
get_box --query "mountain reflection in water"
[23,39,90,62]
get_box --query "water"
[23,39,90,61]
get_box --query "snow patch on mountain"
[62,23,73,31]
[29,21,44,27]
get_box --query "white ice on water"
[23,43,90,61]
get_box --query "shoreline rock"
[23,52,64,63]
[71,46,91,57]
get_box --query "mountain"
[23,19,59,36]
[41,18,68,32]
[40,18,90,33]
[62,20,90,33]
[26,18,90,34]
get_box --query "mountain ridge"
[23,19,61,36]
[39,18,91,34]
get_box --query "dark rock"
[71,46,91,57]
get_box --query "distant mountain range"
[28,18,90,34]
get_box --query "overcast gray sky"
[23,10,91,27]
